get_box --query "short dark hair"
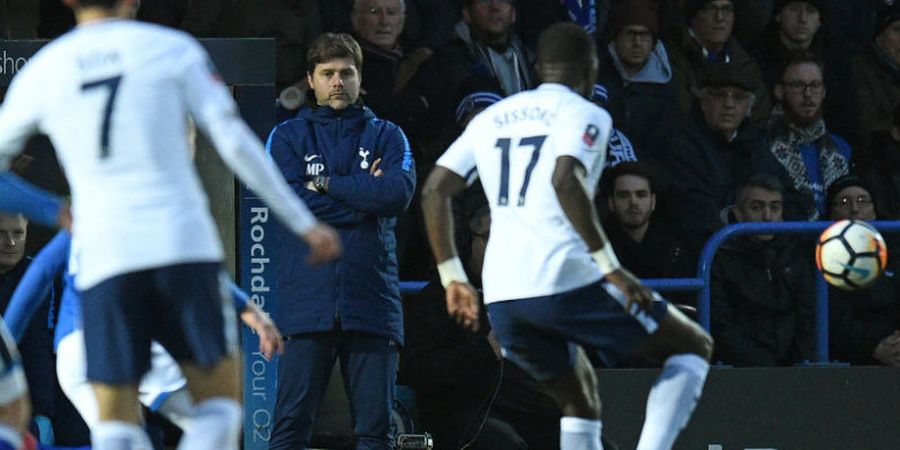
[537,22,596,69]
[306,33,363,74]
[605,161,657,195]
[737,173,784,205]
[778,51,824,83]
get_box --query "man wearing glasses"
[825,175,900,368]
[654,63,788,259]
[597,0,679,155]
[667,0,771,126]
[768,51,852,220]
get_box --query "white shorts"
[56,330,189,429]
[0,321,26,406]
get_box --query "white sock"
[636,354,709,450]
[560,416,603,450]
[91,421,153,450]
[176,397,242,450]
[0,423,22,450]
[156,388,195,431]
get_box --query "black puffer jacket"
[710,235,817,367]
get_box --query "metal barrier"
[696,220,900,363]
[402,220,900,364]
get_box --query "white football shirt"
[438,83,612,304]
[0,19,316,289]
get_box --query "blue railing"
[696,221,900,363]
[401,220,900,364]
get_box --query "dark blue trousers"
[269,330,398,450]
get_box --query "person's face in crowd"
[0,214,27,274]
[308,57,361,110]
[776,2,820,49]
[830,186,876,221]
[699,86,752,138]
[734,186,783,241]
[690,0,735,51]
[352,0,405,51]
[776,62,826,127]
[877,21,900,67]
[608,174,656,230]
[613,25,655,73]
[464,0,516,45]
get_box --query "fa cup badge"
[359,147,370,169]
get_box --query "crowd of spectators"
[5,0,900,447]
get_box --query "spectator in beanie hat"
[598,0,680,155]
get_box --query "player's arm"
[552,156,606,250]
[3,231,69,342]
[265,124,363,226]
[224,278,283,359]
[552,107,657,312]
[0,173,70,230]
[422,130,481,331]
[422,166,468,267]
[551,156,655,312]
[179,43,340,265]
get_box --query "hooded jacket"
[598,40,679,154]
[266,103,416,343]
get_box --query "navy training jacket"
[265,103,415,344]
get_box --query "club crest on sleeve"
[582,124,600,146]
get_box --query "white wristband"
[590,245,621,276]
[437,256,469,288]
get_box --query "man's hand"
[301,223,342,265]
[604,268,656,314]
[370,158,383,177]
[446,281,480,331]
[240,302,284,360]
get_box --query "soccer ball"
[815,220,888,291]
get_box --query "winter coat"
[266,103,415,343]
[711,236,817,366]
